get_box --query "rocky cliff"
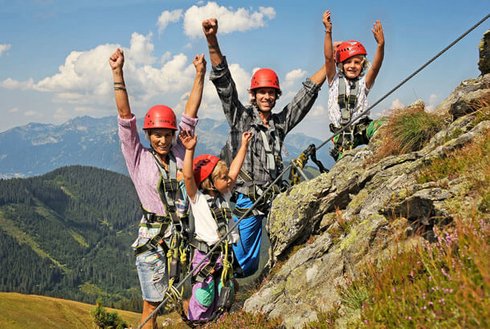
[242,32,490,328]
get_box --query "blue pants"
[232,193,263,277]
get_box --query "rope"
[137,13,489,328]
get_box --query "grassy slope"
[0,292,190,329]
[0,292,141,329]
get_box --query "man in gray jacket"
[202,17,326,277]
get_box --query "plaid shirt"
[210,57,322,194]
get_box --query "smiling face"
[252,87,278,112]
[211,163,232,195]
[148,128,175,156]
[342,55,365,79]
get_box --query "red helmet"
[143,105,177,130]
[250,68,281,92]
[335,40,367,63]
[193,154,220,186]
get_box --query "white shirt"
[189,190,239,246]
[328,73,371,128]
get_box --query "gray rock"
[479,29,490,75]
[242,49,490,328]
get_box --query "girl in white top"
[323,9,385,160]
[179,129,252,322]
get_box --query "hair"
[200,160,228,193]
[338,56,371,77]
[249,88,282,106]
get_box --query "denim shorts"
[135,248,168,302]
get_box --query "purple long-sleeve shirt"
[118,114,198,243]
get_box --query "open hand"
[372,20,385,46]
[179,130,197,150]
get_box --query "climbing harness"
[259,129,282,177]
[234,169,282,215]
[183,195,236,327]
[338,76,360,126]
[135,151,192,315]
[137,13,490,328]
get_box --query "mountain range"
[0,115,334,179]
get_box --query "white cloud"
[0,43,11,56]
[183,2,275,38]
[8,107,18,113]
[53,107,69,122]
[128,32,156,65]
[426,94,438,111]
[1,32,200,114]
[198,62,251,119]
[282,69,307,89]
[309,104,327,117]
[157,9,183,34]
[1,78,35,90]
[34,44,118,100]
[391,98,405,109]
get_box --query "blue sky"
[0,0,488,140]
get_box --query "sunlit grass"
[417,129,490,206]
[203,310,284,329]
[371,103,447,162]
[305,120,490,328]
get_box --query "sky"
[0,0,489,141]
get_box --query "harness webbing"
[137,13,489,328]
[259,129,281,175]
[152,152,181,223]
[338,76,360,125]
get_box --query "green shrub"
[91,298,128,329]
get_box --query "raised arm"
[184,54,207,118]
[228,131,252,183]
[309,63,327,86]
[202,18,224,68]
[179,130,198,200]
[323,10,336,84]
[365,20,385,89]
[109,48,132,119]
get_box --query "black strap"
[205,195,233,239]
[134,223,170,256]
[338,76,360,125]
[304,144,328,173]
[151,151,183,224]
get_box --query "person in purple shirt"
[109,47,206,329]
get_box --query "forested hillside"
[0,166,143,311]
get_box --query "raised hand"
[202,18,218,37]
[322,10,332,33]
[372,20,385,46]
[179,130,197,150]
[193,54,207,75]
[109,48,124,71]
[241,131,253,147]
